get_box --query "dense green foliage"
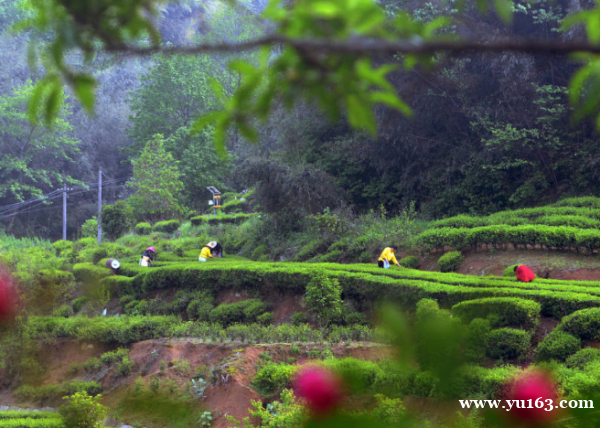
[129,135,184,222]
[437,251,463,272]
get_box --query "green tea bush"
[53,304,74,318]
[451,298,541,331]
[52,239,74,256]
[305,270,343,327]
[257,312,274,325]
[73,263,111,283]
[565,348,600,369]
[252,363,297,396]
[486,328,530,360]
[208,299,269,325]
[344,312,368,326]
[464,318,491,363]
[437,251,463,272]
[101,276,135,298]
[251,245,268,260]
[135,222,152,235]
[59,391,107,428]
[186,299,215,322]
[29,269,75,312]
[451,365,520,399]
[100,348,129,365]
[535,331,581,361]
[557,308,600,341]
[72,297,89,313]
[399,256,420,269]
[293,238,332,262]
[290,312,308,325]
[153,220,181,234]
[503,265,519,277]
[115,357,134,377]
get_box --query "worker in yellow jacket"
[378,245,400,268]
[199,241,217,262]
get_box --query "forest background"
[0,0,598,246]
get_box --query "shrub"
[344,312,368,326]
[535,331,581,361]
[399,256,420,269]
[438,251,463,272]
[153,220,181,234]
[293,239,332,262]
[73,263,111,283]
[52,240,75,256]
[100,348,129,365]
[503,265,519,277]
[291,312,308,325]
[451,298,541,332]
[16,381,102,401]
[209,299,269,325]
[486,328,531,360]
[257,312,273,325]
[102,201,134,241]
[81,217,98,239]
[187,299,215,322]
[101,276,135,298]
[91,247,108,265]
[115,357,134,377]
[465,318,492,363]
[53,304,74,318]
[557,308,600,341]
[566,348,600,369]
[135,222,152,235]
[59,391,107,428]
[30,269,75,312]
[304,270,343,327]
[253,363,297,396]
[72,297,89,313]
[252,245,268,260]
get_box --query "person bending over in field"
[378,245,400,269]
[212,242,223,258]
[515,265,536,282]
[140,247,155,267]
[199,241,217,262]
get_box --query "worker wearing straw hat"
[199,241,217,262]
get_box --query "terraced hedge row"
[431,205,600,229]
[0,419,63,428]
[451,298,541,331]
[90,261,600,317]
[26,316,373,344]
[0,413,58,421]
[417,225,600,252]
[190,213,258,226]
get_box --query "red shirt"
[516,265,536,282]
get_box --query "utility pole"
[98,167,102,244]
[63,177,67,241]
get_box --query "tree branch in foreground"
[105,36,600,56]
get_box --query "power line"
[0,183,128,220]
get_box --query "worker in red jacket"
[514,265,536,282]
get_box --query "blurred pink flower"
[505,371,559,424]
[293,366,343,415]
